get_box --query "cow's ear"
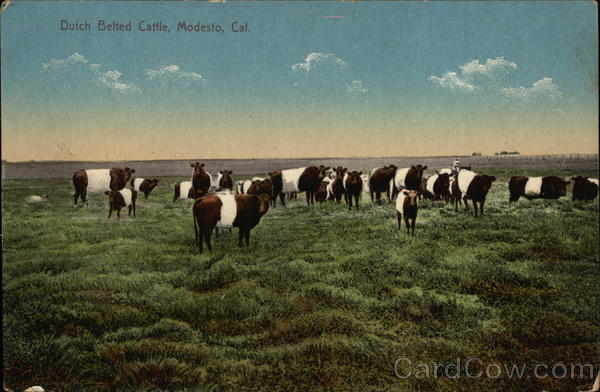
[358,171,363,175]
[423,166,428,170]
[104,190,110,195]
[190,163,195,167]
[490,176,496,182]
[201,163,205,168]
[220,171,223,174]
[325,166,330,170]
[411,165,416,170]
[403,190,409,195]
[229,170,233,174]
[131,169,135,173]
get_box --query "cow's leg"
[194,216,199,243]
[245,230,251,246]
[117,208,121,221]
[197,222,204,253]
[347,194,352,210]
[411,218,416,236]
[107,208,113,219]
[128,205,132,217]
[386,189,391,203]
[376,192,382,204]
[509,192,520,202]
[354,194,360,210]
[215,227,220,240]
[473,201,479,217]
[144,192,149,199]
[204,226,213,252]
[479,200,485,216]
[463,197,469,211]
[279,193,286,207]
[405,217,410,235]
[397,212,402,229]
[81,190,87,206]
[238,228,244,247]
[132,202,136,217]
[73,191,79,205]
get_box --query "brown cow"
[331,166,347,203]
[509,176,571,202]
[192,193,270,252]
[454,169,496,217]
[217,170,234,191]
[190,162,212,198]
[369,165,397,203]
[105,188,136,220]
[315,181,328,203]
[571,176,599,201]
[130,178,159,199]
[396,190,418,235]
[72,167,135,205]
[269,166,330,206]
[344,171,363,210]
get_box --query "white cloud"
[430,57,561,101]
[500,77,561,100]
[145,64,203,83]
[291,52,347,72]
[42,52,87,69]
[346,80,368,95]
[42,52,139,94]
[94,69,140,93]
[429,71,476,92]
[459,57,517,77]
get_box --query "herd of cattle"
[71,163,599,251]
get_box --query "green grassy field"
[3,168,599,392]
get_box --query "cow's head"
[190,162,206,173]
[388,164,398,172]
[557,178,571,196]
[334,166,347,179]
[437,173,450,189]
[123,167,136,182]
[220,170,233,176]
[403,190,419,207]
[479,175,497,195]
[104,190,125,209]
[146,179,159,192]
[346,170,363,184]
[257,194,271,215]
[317,165,331,180]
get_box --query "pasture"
[2,166,599,392]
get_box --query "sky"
[1,1,598,161]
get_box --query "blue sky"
[1,1,598,161]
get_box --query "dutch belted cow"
[190,162,212,198]
[390,165,428,199]
[396,190,418,235]
[192,193,271,252]
[424,173,451,201]
[369,165,398,203]
[72,167,135,205]
[453,169,496,216]
[173,181,194,202]
[216,170,234,191]
[508,176,571,202]
[344,170,363,210]
[269,166,330,206]
[130,178,159,199]
[571,176,599,201]
[105,188,136,220]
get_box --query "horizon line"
[3,152,598,164]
